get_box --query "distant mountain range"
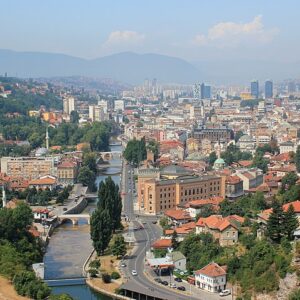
[0,49,201,84]
[0,49,299,85]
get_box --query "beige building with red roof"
[196,215,244,246]
[29,175,57,190]
[195,262,227,293]
[57,160,79,185]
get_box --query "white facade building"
[63,97,76,115]
[114,100,125,111]
[195,262,227,293]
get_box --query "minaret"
[46,127,49,150]
[2,187,7,208]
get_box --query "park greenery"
[123,137,147,166]
[90,176,122,255]
[111,234,127,258]
[1,186,72,207]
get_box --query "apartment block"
[0,157,56,180]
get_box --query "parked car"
[63,207,68,211]
[174,277,182,282]
[152,220,157,224]
[154,278,162,283]
[219,289,231,297]
[177,286,186,291]
[121,262,126,267]
[131,270,138,276]
[161,281,168,286]
[170,283,177,288]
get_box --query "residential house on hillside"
[196,214,245,246]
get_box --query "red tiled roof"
[195,262,226,277]
[196,214,244,232]
[238,160,253,167]
[260,200,300,221]
[164,209,192,221]
[226,175,242,184]
[151,239,172,249]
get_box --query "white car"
[170,283,177,288]
[219,289,231,297]
[131,270,138,276]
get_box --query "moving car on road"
[131,270,138,276]
[120,262,126,267]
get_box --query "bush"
[289,288,300,300]
[89,259,100,269]
[13,271,51,299]
[102,273,111,283]
[111,271,121,280]
[88,269,98,278]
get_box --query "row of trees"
[123,137,147,166]
[267,201,298,242]
[90,177,123,255]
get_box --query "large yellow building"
[137,165,225,215]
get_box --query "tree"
[70,110,80,124]
[196,205,215,219]
[98,177,122,232]
[295,146,300,173]
[82,152,97,174]
[123,138,147,166]
[267,201,285,243]
[111,234,127,258]
[171,231,179,249]
[235,131,244,143]
[252,153,269,173]
[284,205,299,240]
[281,172,299,192]
[208,151,217,166]
[77,166,96,191]
[90,208,112,255]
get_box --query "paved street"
[120,162,231,300]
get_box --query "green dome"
[214,158,225,164]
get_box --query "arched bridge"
[58,214,90,225]
[99,151,122,160]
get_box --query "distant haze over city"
[2,0,300,84]
[1,48,300,85]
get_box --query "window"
[149,194,152,199]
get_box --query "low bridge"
[58,214,90,225]
[99,151,122,160]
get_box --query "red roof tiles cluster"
[196,214,244,232]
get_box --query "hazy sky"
[2,0,300,63]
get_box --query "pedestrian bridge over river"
[58,214,90,225]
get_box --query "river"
[46,144,122,299]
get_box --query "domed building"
[213,158,226,170]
